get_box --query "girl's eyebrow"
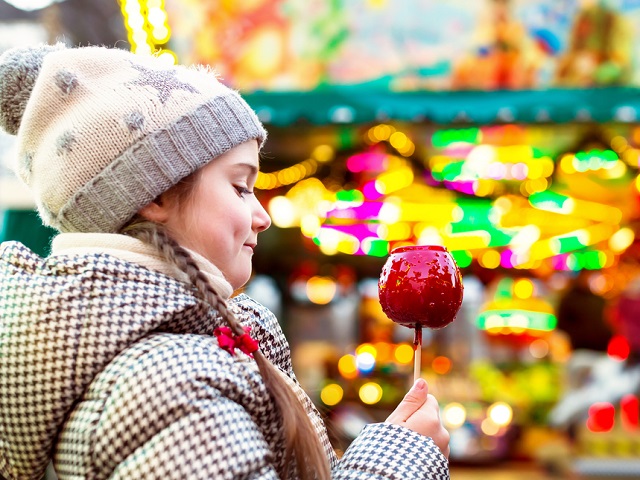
[232,162,259,176]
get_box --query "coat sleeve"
[88,334,282,480]
[332,423,450,480]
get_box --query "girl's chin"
[229,271,252,292]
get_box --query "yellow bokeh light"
[527,161,543,179]
[379,201,402,224]
[513,278,534,299]
[300,214,321,237]
[540,157,555,177]
[623,148,640,167]
[359,382,383,405]
[318,243,338,256]
[126,12,145,29]
[268,196,296,228]
[480,250,501,269]
[306,276,337,305]
[443,403,467,429]
[493,196,513,213]
[484,314,505,331]
[389,131,408,150]
[313,144,334,163]
[124,1,142,16]
[527,177,549,194]
[417,226,444,246]
[496,145,533,163]
[509,313,528,334]
[366,127,378,144]
[373,124,394,141]
[560,154,575,174]
[398,142,416,157]
[256,172,277,190]
[147,7,167,27]
[133,42,153,56]
[610,227,635,253]
[338,354,358,379]
[488,402,513,427]
[611,135,628,152]
[467,144,496,165]
[155,50,177,66]
[473,179,495,197]
[152,28,171,46]
[382,222,412,241]
[481,418,500,436]
[337,237,360,255]
[356,343,378,359]
[601,160,627,179]
[132,29,150,45]
[301,159,317,176]
[376,167,414,194]
[394,344,414,364]
[320,383,344,406]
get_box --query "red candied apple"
[378,245,463,329]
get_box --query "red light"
[607,335,630,361]
[621,394,639,431]
[587,402,615,433]
[432,356,452,375]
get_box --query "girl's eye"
[235,186,253,198]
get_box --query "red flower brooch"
[214,325,259,357]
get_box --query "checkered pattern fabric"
[334,424,449,480]
[0,241,449,479]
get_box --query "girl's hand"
[385,378,450,458]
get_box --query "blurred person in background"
[556,269,612,352]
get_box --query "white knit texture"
[1,45,266,233]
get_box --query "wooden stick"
[413,325,422,382]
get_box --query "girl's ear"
[138,196,171,223]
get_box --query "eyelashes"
[235,186,254,198]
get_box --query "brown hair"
[123,176,330,480]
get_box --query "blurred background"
[2,0,640,478]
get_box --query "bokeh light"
[359,382,383,405]
[320,383,344,406]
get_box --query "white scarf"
[50,232,234,300]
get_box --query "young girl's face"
[162,140,271,290]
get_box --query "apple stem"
[413,324,422,382]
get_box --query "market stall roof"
[244,87,640,126]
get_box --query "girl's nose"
[253,198,271,232]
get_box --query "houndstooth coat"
[0,241,449,480]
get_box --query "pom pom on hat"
[0,43,64,135]
[0,43,266,234]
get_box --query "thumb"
[386,378,429,424]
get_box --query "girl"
[0,43,449,480]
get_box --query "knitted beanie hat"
[0,43,266,233]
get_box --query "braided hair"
[123,219,331,480]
